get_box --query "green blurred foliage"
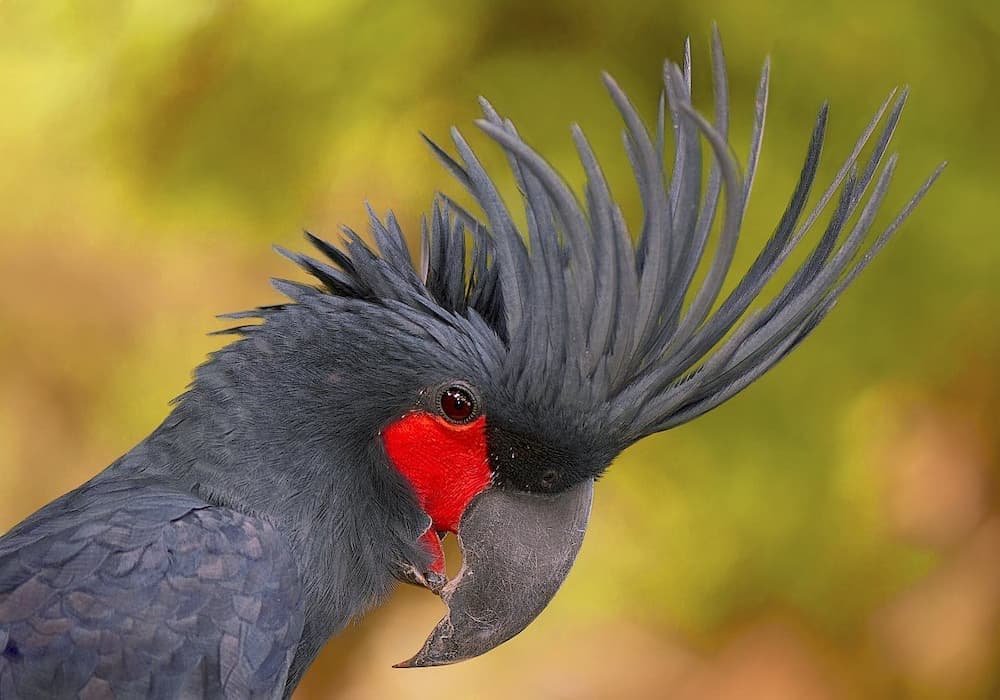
[1,1,997,698]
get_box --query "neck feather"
[104,312,429,684]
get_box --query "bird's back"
[0,477,304,699]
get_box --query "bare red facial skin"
[383,413,492,573]
[418,531,446,576]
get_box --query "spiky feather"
[277,29,944,443]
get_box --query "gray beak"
[396,478,594,667]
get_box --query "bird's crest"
[271,29,943,442]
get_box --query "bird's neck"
[104,325,428,683]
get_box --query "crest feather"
[277,29,944,441]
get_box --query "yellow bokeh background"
[1,1,997,698]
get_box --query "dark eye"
[440,386,476,423]
[540,469,559,487]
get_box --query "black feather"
[271,30,942,441]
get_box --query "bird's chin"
[394,478,594,667]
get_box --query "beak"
[395,478,594,667]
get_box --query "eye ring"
[438,385,478,424]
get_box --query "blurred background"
[0,1,997,698]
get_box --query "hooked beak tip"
[392,652,452,669]
[395,478,594,668]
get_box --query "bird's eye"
[540,469,559,487]
[440,386,476,423]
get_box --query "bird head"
[230,30,942,668]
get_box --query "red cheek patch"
[383,413,491,534]
[419,530,446,576]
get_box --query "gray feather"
[277,32,943,442]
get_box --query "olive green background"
[1,1,997,698]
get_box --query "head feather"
[278,29,944,443]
